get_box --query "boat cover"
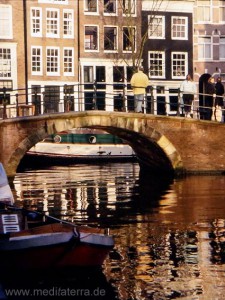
[0,163,14,205]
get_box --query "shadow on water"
[0,267,118,300]
[98,171,174,227]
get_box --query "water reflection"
[12,163,225,299]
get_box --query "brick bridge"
[1,111,225,176]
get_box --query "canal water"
[2,162,225,299]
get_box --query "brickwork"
[1,112,225,176]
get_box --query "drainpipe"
[23,0,28,104]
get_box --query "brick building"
[1,0,225,117]
[0,0,26,109]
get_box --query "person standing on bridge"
[215,77,224,122]
[205,76,216,121]
[180,74,197,118]
[130,66,149,113]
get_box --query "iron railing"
[0,83,224,122]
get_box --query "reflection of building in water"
[13,168,135,222]
[105,182,225,300]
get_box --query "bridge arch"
[2,111,225,176]
[7,113,183,176]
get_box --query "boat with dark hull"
[0,163,114,270]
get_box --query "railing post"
[2,87,7,119]
[177,88,181,116]
[123,84,126,112]
[150,86,154,114]
[212,92,217,121]
[64,84,71,112]
[16,94,19,117]
[93,80,97,110]
[34,88,38,115]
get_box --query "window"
[113,66,124,89]
[0,5,12,39]
[44,86,60,113]
[171,52,187,79]
[104,27,117,51]
[84,66,93,83]
[83,66,105,83]
[196,0,211,23]
[84,0,98,13]
[46,9,59,37]
[85,26,98,50]
[198,37,212,59]
[171,17,188,40]
[126,66,133,82]
[96,66,105,82]
[149,51,165,78]
[38,0,68,3]
[104,0,116,14]
[148,15,165,39]
[63,48,74,75]
[53,0,67,3]
[0,48,11,78]
[46,47,59,75]
[31,8,42,37]
[219,37,225,59]
[123,0,136,15]
[123,27,136,52]
[31,47,42,75]
[63,10,73,38]
[220,1,225,22]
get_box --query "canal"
[2,162,225,299]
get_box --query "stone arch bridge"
[1,111,225,176]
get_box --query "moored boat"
[0,163,14,206]
[26,128,136,162]
[0,164,114,270]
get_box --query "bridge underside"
[84,126,175,176]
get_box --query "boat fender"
[54,135,61,143]
[89,136,96,144]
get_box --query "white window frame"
[196,0,212,24]
[123,0,136,16]
[84,25,99,52]
[198,36,212,60]
[31,7,42,37]
[63,47,74,76]
[83,66,94,83]
[31,46,43,75]
[219,37,225,60]
[148,51,165,79]
[171,52,188,79]
[0,5,13,39]
[122,26,136,52]
[46,8,60,38]
[38,0,68,4]
[46,47,60,76]
[219,0,225,23]
[103,0,117,16]
[148,15,165,39]
[84,0,99,14]
[171,16,188,40]
[103,26,118,52]
[0,47,12,78]
[63,9,74,38]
